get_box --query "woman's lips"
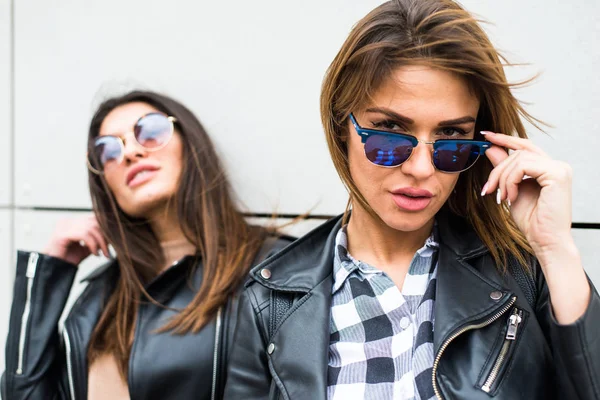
[127,169,158,188]
[390,188,433,212]
[391,193,432,211]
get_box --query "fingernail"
[496,188,501,205]
[522,174,532,180]
[481,182,489,196]
[98,250,105,258]
[79,240,86,247]
[480,131,494,136]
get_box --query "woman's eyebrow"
[365,107,414,125]
[365,107,476,127]
[438,116,476,126]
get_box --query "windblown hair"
[320,0,539,269]
[86,90,267,378]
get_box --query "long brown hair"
[86,90,267,377]
[320,0,541,269]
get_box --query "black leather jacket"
[2,236,292,400]
[224,213,600,400]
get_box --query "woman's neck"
[160,238,196,269]
[346,204,434,281]
[148,208,196,270]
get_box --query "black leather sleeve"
[2,251,77,400]
[535,267,600,400]
[223,286,273,399]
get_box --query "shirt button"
[400,317,410,330]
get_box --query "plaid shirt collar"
[332,223,439,294]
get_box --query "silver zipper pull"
[506,309,522,340]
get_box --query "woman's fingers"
[77,215,109,257]
[87,227,109,257]
[481,131,546,156]
[482,148,519,197]
[500,156,533,203]
[80,232,100,257]
[483,148,547,204]
[483,144,509,168]
[93,227,110,258]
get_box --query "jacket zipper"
[62,327,77,400]
[16,252,39,375]
[481,308,523,393]
[432,296,517,400]
[211,306,223,400]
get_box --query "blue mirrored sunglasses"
[349,113,491,173]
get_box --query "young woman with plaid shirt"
[224,1,600,399]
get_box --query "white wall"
[8,0,600,220]
[0,0,9,208]
[0,0,599,381]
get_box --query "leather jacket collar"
[249,208,493,293]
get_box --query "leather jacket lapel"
[433,208,515,352]
[433,244,514,353]
[248,217,343,400]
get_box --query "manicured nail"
[98,249,105,258]
[480,131,494,136]
[481,182,489,196]
[496,188,501,205]
[79,240,86,247]
[522,174,532,180]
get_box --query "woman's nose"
[400,141,435,179]
[122,133,146,162]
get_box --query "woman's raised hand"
[481,131,590,324]
[480,131,573,263]
[43,215,111,266]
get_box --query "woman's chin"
[119,192,172,219]
[379,209,436,233]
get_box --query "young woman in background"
[3,90,290,400]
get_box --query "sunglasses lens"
[92,136,122,170]
[433,141,482,172]
[364,134,414,167]
[134,113,173,149]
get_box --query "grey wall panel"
[572,228,600,288]
[0,210,11,377]
[0,0,10,206]
[13,0,382,213]
[13,1,599,220]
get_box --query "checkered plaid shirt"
[327,225,439,400]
